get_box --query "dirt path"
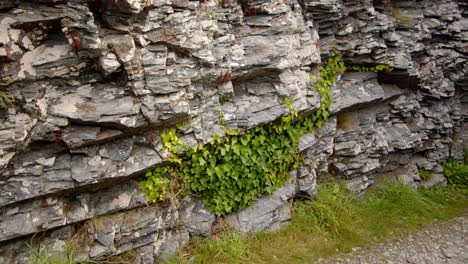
[316,215,467,264]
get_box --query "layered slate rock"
[226,176,297,233]
[0,0,466,263]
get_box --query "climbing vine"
[140,54,390,216]
[345,64,393,73]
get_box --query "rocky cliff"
[0,0,466,263]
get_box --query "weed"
[217,111,225,125]
[28,243,73,264]
[345,64,393,73]
[418,168,432,182]
[167,182,467,264]
[443,161,468,188]
[0,91,14,109]
[219,92,234,104]
[140,168,172,202]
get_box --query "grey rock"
[99,52,122,77]
[0,0,466,263]
[330,72,384,114]
[297,166,318,198]
[225,175,296,233]
[298,132,318,153]
[180,196,216,237]
[48,84,142,128]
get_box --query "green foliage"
[141,54,350,216]
[418,184,460,205]
[443,161,468,188]
[160,128,185,163]
[219,92,234,104]
[280,97,298,124]
[360,183,451,230]
[306,181,359,237]
[168,182,467,264]
[217,111,225,125]
[345,64,394,73]
[418,168,432,182]
[311,53,346,127]
[179,120,305,215]
[176,121,190,130]
[27,243,103,264]
[170,231,252,264]
[28,243,74,264]
[0,91,14,109]
[139,168,172,202]
[281,97,294,109]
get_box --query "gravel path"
[316,215,468,264]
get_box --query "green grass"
[27,242,135,264]
[28,243,76,264]
[443,161,468,189]
[0,91,14,109]
[418,168,432,181]
[167,181,467,264]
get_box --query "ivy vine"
[140,55,388,216]
[345,64,393,73]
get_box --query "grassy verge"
[167,182,467,264]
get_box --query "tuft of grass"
[27,238,134,264]
[28,243,76,264]
[443,161,468,189]
[167,181,467,264]
[418,168,432,181]
[0,91,14,109]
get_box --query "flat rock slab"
[316,214,468,264]
[330,72,384,114]
[48,84,142,128]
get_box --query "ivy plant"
[140,55,387,216]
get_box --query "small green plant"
[311,52,346,127]
[139,168,172,202]
[28,243,73,264]
[418,168,432,182]
[219,92,234,104]
[141,54,348,216]
[280,97,298,123]
[168,182,467,264]
[159,128,186,163]
[443,161,468,188]
[217,111,225,125]
[0,91,14,109]
[280,97,294,110]
[345,64,393,73]
[176,121,190,130]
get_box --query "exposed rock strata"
[0,0,466,263]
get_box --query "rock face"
[0,0,466,263]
